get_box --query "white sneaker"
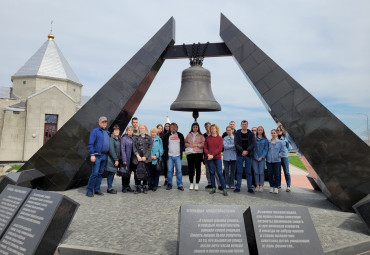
[195,184,199,190]
[260,186,263,192]
[189,183,194,190]
[286,187,291,192]
[273,188,278,194]
[269,187,274,193]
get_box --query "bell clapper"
[192,110,199,122]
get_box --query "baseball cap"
[99,116,107,122]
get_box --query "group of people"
[86,117,292,197]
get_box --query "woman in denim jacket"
[149,127,163,191]
[223,126,236,189]
[253,126,268,192]
[277,127,292,192]
[266,129,286,194]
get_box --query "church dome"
[12,32,81,85]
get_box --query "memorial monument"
[12,14,369,213]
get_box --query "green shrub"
[10,165,23,171]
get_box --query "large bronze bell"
[170,65,221,116]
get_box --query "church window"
[44,114,58,144]
[23,81,26,84]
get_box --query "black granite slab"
[178,204,249,255]
[0,169,45,193]
[353,195,370,235]
[219,13,370,212]
[0,188,79,255]
[18,18,175,191]
[244,206,324,255]
[163,43,231,59]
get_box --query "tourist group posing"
[86,117,292,197]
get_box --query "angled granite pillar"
[17,18,175,191]
[220,14,370,212]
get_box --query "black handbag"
[118,164,130,178]
[156,157,163,172]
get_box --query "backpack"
[136,162,147,180]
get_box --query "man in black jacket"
[222,121,236,138]
[234,120,255,193]
[163,123,185,191]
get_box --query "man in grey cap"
[86,116,110,197]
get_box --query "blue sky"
[0,1,369,141]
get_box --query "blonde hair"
[210,124,220,135]
[138,124,149,134]
[150,127,158,134]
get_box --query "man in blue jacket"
[86,116,110,197]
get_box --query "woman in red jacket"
[204,124,228,196]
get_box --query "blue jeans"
[107,171,115,190]
[86,154,108,194]
[278,157,291,187]
[223,160,236,187]
[149,164,160,189]
[267,162,281,188]
[205,160,221,186]
[167,156,183,187]
[207,159,226,190]
[236,156,252,190]
[252,159,265,185]
[205,160,211,185]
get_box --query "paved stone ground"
[57,168,370,255]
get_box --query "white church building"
[0,31,83,161]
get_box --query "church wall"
[35,77,81,102]
[66,82,82,103]
[23,87,77,160]
[12,77,37,99]
[0,98,21,146]
[12,76,82,102]
[0,110,26,161]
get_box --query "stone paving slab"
[57,176,370,255]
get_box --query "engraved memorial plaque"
[0,189,79,255]
[178,204,249,255]
[0,185,31,239]
[244,206,324,255]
